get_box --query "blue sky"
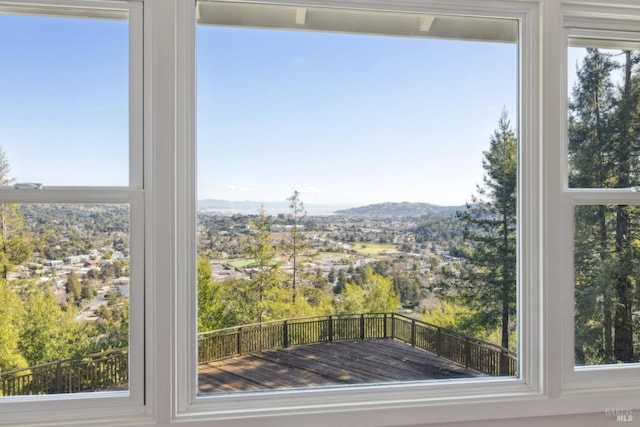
[0,12,516,206]
[197,26,518,206]
[0,14,129,187]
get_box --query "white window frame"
[2,0,640,426]
[0,0,148,425]
[175,0,543,424]
[561,4,640,392]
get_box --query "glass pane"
[568,45,640,189]
[197,5,519,394]
[0,12,129,186]
[0,203,130,396]
[574,205,640,366]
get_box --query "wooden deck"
[198,338,481,393]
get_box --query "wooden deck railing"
[198,313,517,376]
[0,348,128,397]
[1,313,516,397]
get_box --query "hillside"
[333,202,463,218]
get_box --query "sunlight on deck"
[198,339,481,393]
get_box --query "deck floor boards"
[198,338,480,393]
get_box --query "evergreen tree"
[569,48,618,362]
[568,49,617,188]
[570,49,640,363]
[0,147,30,280]
[247,208,282,323]
[66,270,82,303]
[456,111,517,356]
[327,267,337,284]
[611,51,637,362]
[286,190,307,304]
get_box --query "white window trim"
[561,9,640,391]
[1,0,640,426]
[0,0,148,425]
[175,0,545,424]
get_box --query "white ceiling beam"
[419,15,435,32]
[295,8,307,26]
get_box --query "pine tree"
[569,48,618,363]
[456,111,517,357]
[66,270,82,303]
[247,208,282,323]
[610,51,639,362]
[286,190,307,304]
[568,49,617,188]
[570,49,640,363]
[0,147,30,280]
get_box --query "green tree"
[286,190,307,304]
[197,257,226,331]
[0,280,28,372]
[18,290,85,365]
[66,270,82,303]
[91,298,129,352]
[569,48,618,363]
[247,208,282,323]
[80,278,97,300]
[218,277,266,326]
[570,49,640,363]
[456,111,517,356]
[334,269,348,294]
[0,147,30,280]
[327,267,337,284]
[568,49,617,188]
[610,51,638,362]
[422,299,478,336]
[335,268,399,314]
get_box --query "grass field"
[228,258,255,269]
[350,243,398,255]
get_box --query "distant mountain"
[333,202,463,218]
[198,199,280,212]
[197,199,353,215]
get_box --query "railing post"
[464,338,472,368]
[411,319,416,347]
[283,321,289,348]
[328,316,333,342]
[435,328,442,356]
[237,328,243,356]
[360,314,365,340]
[383,314,387,338]
[55,362,62,393]
[500,350,510,376]
[390,313,395,339]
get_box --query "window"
[0,0,144,423]
[4,0,640,426]
[195,1,520,395]
[563,30,640,387]
[178,0,543,419]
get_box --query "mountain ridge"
[333,201,463,217]
[198,199,463,217]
